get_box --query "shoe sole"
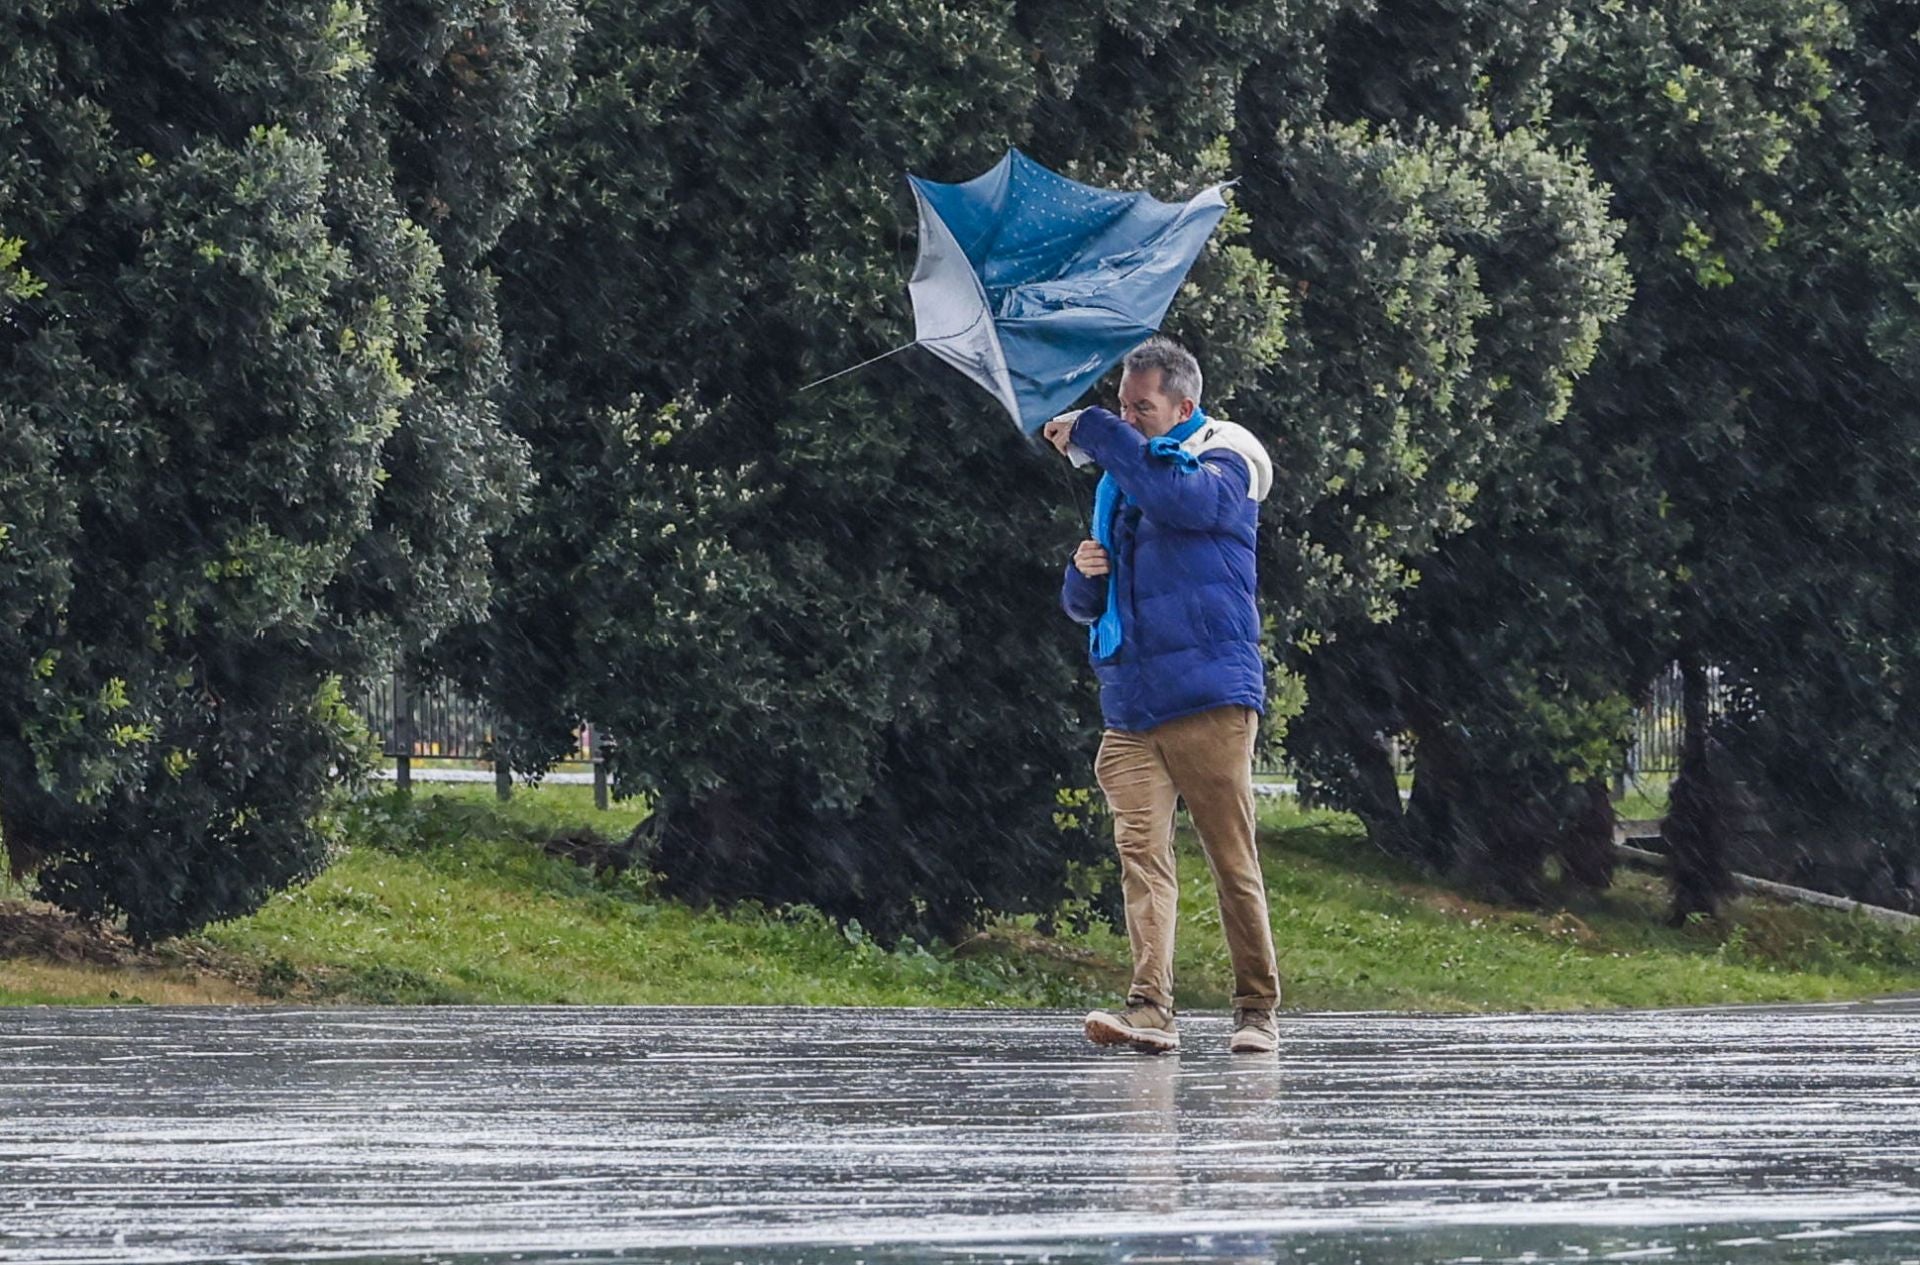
[1229,1032,1278,1054]
[1083,1011,1179,1054]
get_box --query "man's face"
[1117,368,1194,439]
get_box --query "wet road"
[2,1003,1919,1263]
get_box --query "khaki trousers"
[1094,704,1280,1010]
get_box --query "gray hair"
[1122,336,1203,407]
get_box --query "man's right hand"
[1072,540,1110,578]
[1041,410,1084,455]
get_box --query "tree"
[1307,0,1920,917]
[0,0,574,940]
[1654,0,1920,914]
[1540,0,1865,917]
[1223,2,1632,893]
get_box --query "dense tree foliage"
[1229,1,1635,892]
[1661,0,1920,913]
[1272,0,1920,917]
[0,0,573,940]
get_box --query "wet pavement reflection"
[2,1002,1918,1262]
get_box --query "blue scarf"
[1089,408,1208,661]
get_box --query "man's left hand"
[1041,410,1083,456]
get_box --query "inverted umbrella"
[910,150,1231,431]
[808,150,1233,432]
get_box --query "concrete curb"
[1614,832,1920,931]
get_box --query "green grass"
[1614,772,1673,822]
[183,787,1110,1007]
[0,977,122,1005]
[5,783,1918,1009]
[1190,811,1920,1010]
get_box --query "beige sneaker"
[1084,995,1180,1054]
[1229,1006,1278,1054]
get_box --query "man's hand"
[1041,409,1084,456]
[1072,540,1111,578]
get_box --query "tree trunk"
[1350,729,1413,849]
[1556,779,1618,891]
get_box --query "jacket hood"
[1181,419,1272,502]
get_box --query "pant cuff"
[1129,984,1174,1010]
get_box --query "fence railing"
[364,664,1720,811]
[1627,663,1728,778]
[1253,664,1724,788]
[356,674,611,809]
[1627,667,1685,778]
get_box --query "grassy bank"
[2,784,1917,1008]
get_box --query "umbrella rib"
[798,341,917,392]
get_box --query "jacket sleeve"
[1070,407,1252,532]
[1061,561,1105,626]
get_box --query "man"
[1041,336,1280,1056]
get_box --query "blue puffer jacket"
[1059,406,1271,732]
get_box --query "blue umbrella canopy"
[906,149,1232,432]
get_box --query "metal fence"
[355,674,611,808]
[364,664,1717,809]
[1627,666,1685,778]
[1254,664,1722,788]
[1626,663,1730,778]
